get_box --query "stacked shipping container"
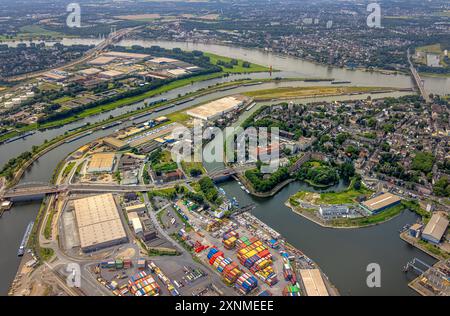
[128,271,160,296]
[235,273,258,294]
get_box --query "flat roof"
[73,194,126,250]
[78,68,102,75]
[88,152,116,171]
[103,51,150,59]
[362,192,401,211]
[150,57,179,64]
[88,56,116,65]
[422,213,449,241]
[103,137,127,149]
[186,96,244,120]
[299,269,329,296]
[99,70,124,78]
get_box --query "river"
[1,39,447,296]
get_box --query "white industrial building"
[186,96,245,121]
[422,212,448,244]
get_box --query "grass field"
[181,160,205,177]
[53,96,74,104]
[291,184,372,205]
[205,52,271,73]
[243,86,387,101]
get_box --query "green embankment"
[205,52,271,73]
[244,86,388,101]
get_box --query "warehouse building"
[422,212,449,244]
[186,96,246,121]
[299,269,329,296]
[361,192,401,214]
[73,194,127,252]
[102,137,129,151]
[87,152,116,173]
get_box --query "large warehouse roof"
[299,269,329,296]
[362,192,401,212]
[186,96,245,121]
[73,194,127,251]
[88,152,116,172]
[422,213,448,242]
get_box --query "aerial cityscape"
[0,0,448,301]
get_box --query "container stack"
[235,273,258,295]
[137,258,146,270]
[101,261,116,269]
[283,284,300,296]
[217,257,233,274]
[222,231,239,249]
[123,259,132,269]
[237,239,271,268]
[283,262,296,284]
[115,259,124,269]
[254,266,279,286]
[208,249,224,265]
[128,271,160,296]
[222,262,242,286]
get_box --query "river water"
[1,39,448,296]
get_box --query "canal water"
[1,39,447,295]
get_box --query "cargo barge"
[331,80,351,84]
[154,104,175,113]
[174,97,195,106]
[102,121,122,130]
[18,222,34,256]
[4,131,35,144]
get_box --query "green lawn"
[204,52,271,73]
[18,25,63,38]
[181,160,205,177]
[330,203,406,227]
[53,96,74,104]
[319,186,373,204]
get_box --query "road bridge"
[1,182,67,201]
[407,49,431,103]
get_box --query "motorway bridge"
[407,49,431,103]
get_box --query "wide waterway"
[1,39,448,295]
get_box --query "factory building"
[73,194,127,252]
[299,269,329,296]
[319,205,350,219]
[186,96,246,121]
[87,152,116,173]
[361,192,401,214]
[422,212,449,244]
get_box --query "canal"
[1,39,447,296]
